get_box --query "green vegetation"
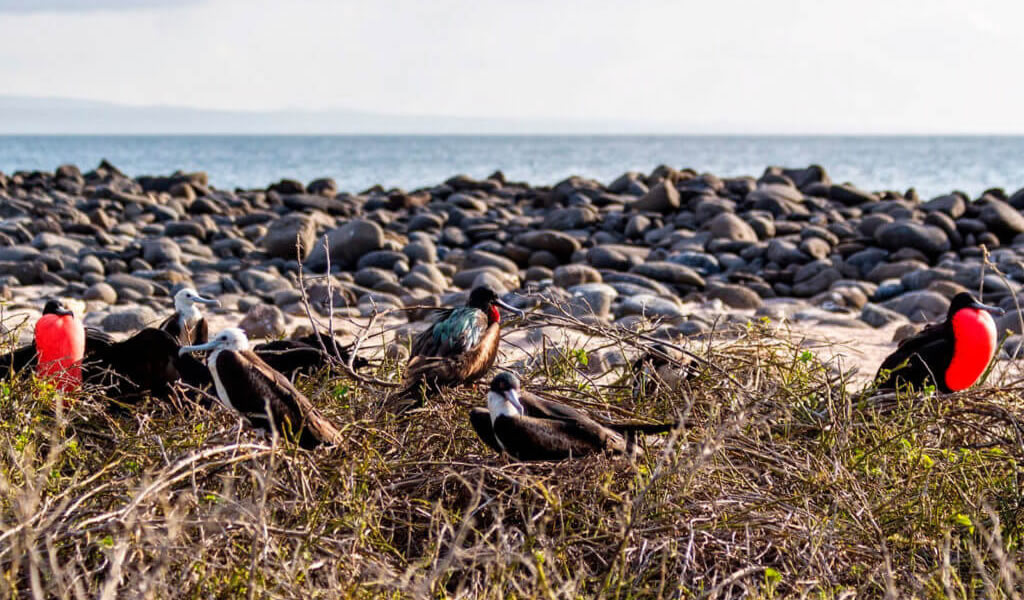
[0,323,1022,598]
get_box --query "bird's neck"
[179,304,202,327]
[487,391,521,425]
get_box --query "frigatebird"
[0,301,211,402]
[160,287,219,346]
[83,328,212,402]
[34,299,86,392]
[252,330,369,379]
[399,285,523,398]
[874,292,1003,393]
[180,328,341,449]
[469,372,677,461]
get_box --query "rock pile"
[1,161,1023,344]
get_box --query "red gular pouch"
[34,312,86,393]
[945,307,997,392]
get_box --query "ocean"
[1,135,1023,200]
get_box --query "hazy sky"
[1,0,1022,133]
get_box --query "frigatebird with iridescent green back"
[397,285,523,400]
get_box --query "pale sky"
[1,0,1022,133]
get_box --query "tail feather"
[609,421,678,435]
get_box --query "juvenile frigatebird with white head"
[160,287,219,346]
[180,327,340,449]
[469,372,677,461]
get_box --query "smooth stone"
[565,282,617,318]
[860,303,907,328]
[465,249,518,274]
[874,279,906,302]
[83,282,117,304]
[357,250,408,271]
[238,304,287,338]
[630,261,705,288]
[667,251,720,276]
[980,199,1024,240]
[515,230,581,257]
[237,269,293,296]
[707,212,757,242]
[543,206,598,230]
[262,214,316,260]
[101,306,159,332]
[881,290,950,323]
[553,264,602,288]
[403,241,437,264]
[305,219,385,270]
[141,238,182,265]
[619,294,686,321]
[106,273,157,296]
[874,221,950,255]
[631,180,680,213]
[706,282,763,309]
[866,260,929,283]
[78,254,105,275]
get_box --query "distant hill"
[0,96,689,135]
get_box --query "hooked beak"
[505,389,525,414]
[53,307,73,317]
[179,340,219,356]
[494,297,525,318]
[971,300,1005,316]
[194,296,220,307]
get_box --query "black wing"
[253,340,327,378]
[469,408,503,454]
[215,350,338,449]
[493,414,624,461]
[875,321,952,391]
[0,342,37,373]
[83,328,182,401]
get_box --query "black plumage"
[874,292,1002,393]
[470,373,676,461]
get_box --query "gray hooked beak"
[970,299,1005,316]
[506,388,525,414]
[494,297,525,317]
[179,340,219,356]
[195,295,220,306]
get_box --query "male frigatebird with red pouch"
[874,292,1003,393]
[33,299,86,393]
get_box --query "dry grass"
[1,316,1023,599]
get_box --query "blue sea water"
[1,135,1023,200]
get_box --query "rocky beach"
[5,160,1024,595]
[3,161,1024,383]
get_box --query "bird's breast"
[946,309,997,391]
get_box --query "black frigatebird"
[180,328,341,449]
[398,285,523,398]
[83,328,212,402]
[874,292,1003,393]
[469,372,677,461]
[252,330,369,379]
[160,287,219,346]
